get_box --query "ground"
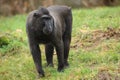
[0,6,120,80]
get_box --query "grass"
[0,6,120,80]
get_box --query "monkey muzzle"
[42,15,54,35]
[43,26,52,35]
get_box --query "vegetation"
[0,6,120,80]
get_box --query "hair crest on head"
[38,6,49,14]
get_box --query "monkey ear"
[33,13,39,17]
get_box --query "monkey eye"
[42,22,45,26]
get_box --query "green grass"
[72,7,120,36]
[0,6,120,80]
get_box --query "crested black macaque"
[26,5,72,77]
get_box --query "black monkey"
[26,5,72,77]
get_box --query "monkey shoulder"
[26,10,38,27]
[47,5,71,16]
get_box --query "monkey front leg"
[54,40,64,72]
[29,42,45,77]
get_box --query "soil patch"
[71,27,120,50]
[94,70,120,80]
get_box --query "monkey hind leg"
[63,12,72,67]
[63,38,71,67]
[45,43,54,67]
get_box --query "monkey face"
[33,8,54,35]
[42,15,54,35]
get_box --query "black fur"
[26,5,72,77]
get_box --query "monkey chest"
[36,35,52,44]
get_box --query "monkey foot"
[57,64,64,72]
[64,62,69,68]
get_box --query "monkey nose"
[43,27,52,35]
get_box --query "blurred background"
[0,0,120,16]
[0,0,120,80]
